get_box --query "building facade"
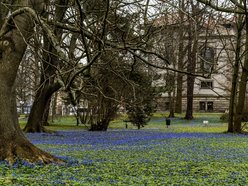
[152,15,237,112]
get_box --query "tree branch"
[196,0,245,14]
[48,20,170,64]
[127,49,209,78]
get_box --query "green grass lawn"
[9,113,248,185]
[20,112,227,133]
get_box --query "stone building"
[152,14,237,112]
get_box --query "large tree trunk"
[175,72,183,114]
[24,88,48,132]
[175,0,185,114]
[185,29,197,120]
[185,76,194,119]
[24,0,68,132]
[24,82,60,132]
[228,15,244,133]
[89,97,116,131]
[51,92,58,122]
[42,97,52,126]
[168,91,175,118]
[184,2,199,120]
[24,50,62,132]
[0,0,62,164]
[233,18,248,133]
[175,33,186,114]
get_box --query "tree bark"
[233,17,248,133]
[89,96,117,131]
[184,2,199,120]
[42,97,51,126]
[24,48,62,132]
[24,0,68,132]
[168,91,175,118]
[228,15,244,133]
[175,69,183,113]
[175,0,185,114]
[185,28,197,120]
[0,0,62,164]
[51,92,58,122]
[24,81,61,132]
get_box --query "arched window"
[200,46,215,73]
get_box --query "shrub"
[220,113,228,121]
[220,112,248,122]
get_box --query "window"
[201,81,213,89]
[222,23,232,29]
[207,102,213,111]
[200,46,215,73]
[199,101,214,111]
[199,102,206,111]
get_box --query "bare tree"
[24,0,69,132]
[228,14,245,132]
[196,0,248,133]
[0,0,174,163]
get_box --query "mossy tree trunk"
[0,0,62,164]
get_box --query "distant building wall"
[157,95,229,113]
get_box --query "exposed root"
[23,126,55,134]
[0,140,65,165]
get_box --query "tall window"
[207,102,213,111]
[199,102,206,111]
[200,46,215,73]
